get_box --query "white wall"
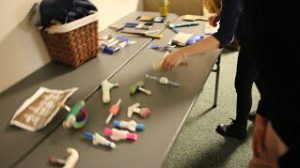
[96,0,143,31]
[144,0,203,16]
[0,0,143,93]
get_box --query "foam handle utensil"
[102,79,119,103]
[61,83,103,129]
[112,120,145,132]
[49,148,79,168]
[129,81,152,95]
[105,99,122,124]
[127,103,151,118]
[144,74,180,87]
[63,101,88,129]
[103,128,138,141]
[83,131,116,149]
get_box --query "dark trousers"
[234,47,263,124]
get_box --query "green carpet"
[163,50,260,168]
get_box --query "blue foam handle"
[112,120,120,128]
[136,124,145,131]
[83,131,93,141]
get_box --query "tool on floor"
[121,29,163,39]
[144,74,180,87]
[129,80,151,95]
[49,147,79,168]
[102,79,119,103]
[127,103,151,118]
[105,99,122,124]
[112,120,145,132]
[103,128,138,141]
[83,131,116,149]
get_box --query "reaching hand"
[208,15,220,27]
[161,50,185,71]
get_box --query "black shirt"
[213,0,245,48]
[244,0,300,166]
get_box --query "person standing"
[162,0,260,139]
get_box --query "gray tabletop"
[0,12,177,168]
[15,16,220,168]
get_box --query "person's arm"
[162,36,220,71]
[161,0,242,70]
[213,0,242,48]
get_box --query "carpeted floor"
[163,50,260,168]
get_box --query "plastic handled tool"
[167,24,179,33]
[103,128,138,141]
[101,36,130,54]
[121,29,163,39]
[149,44,175,52]
[105,99,122,124]
[49,147,79,168]
[83,131,116,149]
[136,16,165,23]
[62,101,88,129]
[112,120,145,132]
[167,22,199,33]
[144,74,180,87]
[129,80,151,95]
[127,102,151,118]
[125,22,153,30]
[172,22,199,28]
[102,79,119,103]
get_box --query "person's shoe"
[248,111,256,122]
[216,119,247,139]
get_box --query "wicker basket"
[41,13,99,68]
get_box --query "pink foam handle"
[110,104,120,115]
[140,108,151,118]
[127,133,138,141]
[103,128,113,136]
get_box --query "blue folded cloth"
[40,0,97,28]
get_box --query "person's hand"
[252,114,268,157]
[208,15,220,27]
[161,50,186,71]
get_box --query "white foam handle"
[102,80,110,103]
[63,148,79,168]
